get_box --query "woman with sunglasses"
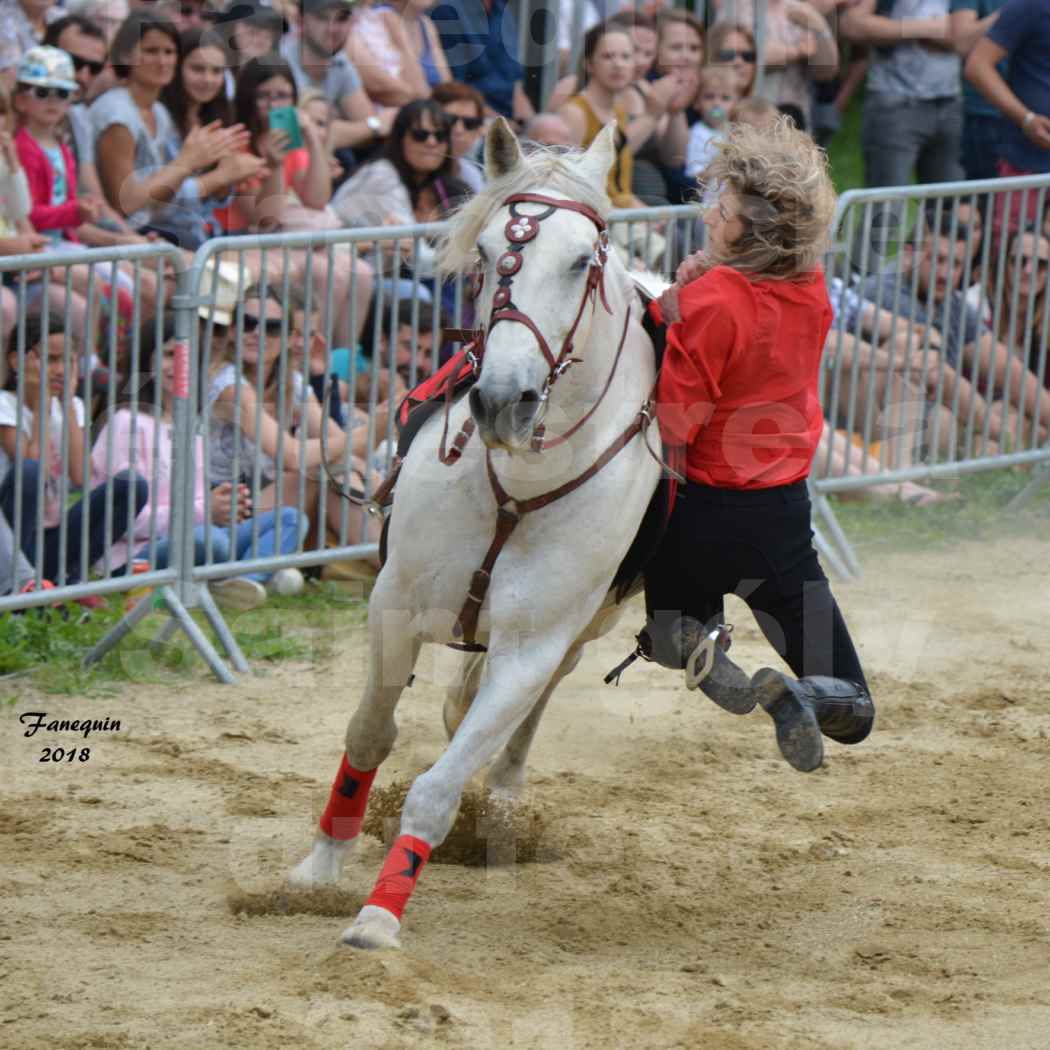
[706,21,757,99]
[204,289,380,578]
[331,99,469,290]
[430,80,484,192]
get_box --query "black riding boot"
[637,617,755,715]
[751,669,876,773]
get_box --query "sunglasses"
[445,113,482,132]
[716,48,756,63]
[69,53,105,77]
[23,85,71,101]
[408,127,450,144]
[242,314,284,335]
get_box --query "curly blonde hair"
[701,117,837,281]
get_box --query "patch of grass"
[826,95,865,195]
[826,468,1050,554]
[0,580,367,695]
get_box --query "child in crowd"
[685,64,738,180]
[90,319,308,611]
[0,315,147,593]
[729,95,779,130]
[13,47,102,248]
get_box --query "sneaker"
[210,577,266,611]
[267,567,305,596]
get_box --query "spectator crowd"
[0,0,1047,604]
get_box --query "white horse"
[290,119,665,949]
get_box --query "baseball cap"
[219,0,288,33]
[300,0,359,14]
[16,46,77,94]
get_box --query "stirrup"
[684,624,733,691]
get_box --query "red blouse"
[652,264,831,490]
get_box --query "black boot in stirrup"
[751,669,875,773]
[683,624,756,715]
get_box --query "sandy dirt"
[3,534,1050,1050]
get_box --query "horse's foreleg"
[485,644,583,799]
[289,583,420,890]
[342,634,576,949]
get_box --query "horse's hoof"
[341,905,401,950]
[287,837,351,889]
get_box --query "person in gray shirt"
[842,0,964,189]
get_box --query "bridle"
[438,190,626,461]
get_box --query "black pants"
[644,480,867,690]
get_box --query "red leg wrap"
[364,834,432,920]
[319,754,378,841]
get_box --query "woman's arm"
[350,14,426,106]
[0,422,38,462]
[96,122,247,219]
[423,15,452,84]
[556,101,589,146]
[64,399,86,487]
[291,115,332,211]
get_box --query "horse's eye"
[477,246,489,265]
[571,254,591,273]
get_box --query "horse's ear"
[575,122,617,186]
[485,116,524,180]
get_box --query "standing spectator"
[92,9,249,238]
[429,0,533,124]
[842,1,963,192]
[346,0,429,108]
[431,79,484,191]
[716,0,837,133]
[371,1,453,98]
[279,0,394,151]
[949,0,1007,183]
[964,0,1050,235]
[706,21,756,99]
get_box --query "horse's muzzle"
[469,385,545,451]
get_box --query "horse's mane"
[439,145,612,276]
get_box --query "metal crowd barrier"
[4,187,1046,678]
[813,172,1050,575]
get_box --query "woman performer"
[642,117,875,773]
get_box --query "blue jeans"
[135,507,307,582]
[0,460,149,584]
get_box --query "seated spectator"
[716,0,837,133]
[43,14,161,260]
[430,0,534,124]
[0,0,59,89]
[92,10,249,240]
[90,321,307,610]
[203,287,380,567]
[963,0,1050,236]
[352,0,451,105]
[685,64,738,180]
[331,99,469,288]
[705,20,756,99]
[220,53,374,346]
[430,79,484,191]
[991,228,1050,391]
[279,0,395,152]
[558,23,644,209]
[217,0,286,92]
[861,206,1050,443]
[158,25,265,247]
[0,315,148,590]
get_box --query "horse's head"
[462,119,619,453]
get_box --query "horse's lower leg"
[344,641,571,948]
[290,581,419,890]
[485,646,582,798]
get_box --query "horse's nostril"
[519,389,542,405]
